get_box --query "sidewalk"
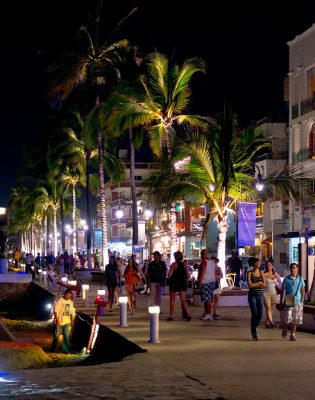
[2,281,315,399]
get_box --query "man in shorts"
[281,263,305,341]
[198,249,216,320]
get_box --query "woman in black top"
[247,257,266,340]
[167,251,192,321]
[105,255,119,311]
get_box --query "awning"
[275,230,315,240]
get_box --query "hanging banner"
[237,202,257,246]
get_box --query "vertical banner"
[237,202,257,246]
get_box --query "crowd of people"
[10,246,306,349]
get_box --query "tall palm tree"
[47,6,134,267]
[104,52,207,259]
[146,108,307,285]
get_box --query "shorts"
[200,282,216,302]
[263,292,279,307]
[286,304,303,325]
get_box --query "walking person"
[198,249,217,320]
[226,250,243,288]
[124,257,145,314]
[247,257,266,340]
[105,255,119,312]
[280,263,305,341]
[50,288,75,354]
[263,260,282,328]
[147,251,167,308]
[166,251,192,321]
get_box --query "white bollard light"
[38,268,42,282]
[148,306,160,343]
[61,276,68,284]
[119,296,128,327]
[42,270,47,286]
[97,289,106,316]
[82,284,90,307]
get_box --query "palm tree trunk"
[53,206,58,256]
[46,214,50,255]
[72,183,77,254]
[97,131,109,269]
[165,126,177,261]
[86,152,92,268]
[129,128,138,254]
[60,193,65,252]
[217,219,228,288]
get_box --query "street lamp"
[254,164,264,192]
[209,183,215,192]
[115,209,124,219]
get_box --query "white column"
[119,296,128,327]
[148,306,160,343]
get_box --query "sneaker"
[201,314,214,321]
[252,334,258,341]
[290,334,297,341]
[282,329,288,338]
[213,313,221,320]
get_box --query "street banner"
[238,202,257,246]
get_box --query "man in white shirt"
[197,249,216,320]
[50,289,75,353]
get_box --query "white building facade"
[287,23,315,283]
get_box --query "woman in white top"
[263,261,282,328]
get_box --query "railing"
[292,96,315,119]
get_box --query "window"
[134,176,142,181]
[309,123,315,159]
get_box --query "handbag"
[275,284,281,295]
[134,279,145,292]
[284,276,302,308]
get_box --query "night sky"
[1,1,315,205]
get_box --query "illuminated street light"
[115,209,124,219]
[254,164,264,192]
[144,209,152,219]
[209,184,215,192]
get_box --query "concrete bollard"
[42,270,47,286]
[148,306,160,343]
[38,268,42,282]
[82,284,90,307]
[119,296,128,327]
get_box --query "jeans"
[248,293,263,337]
[51,324,70,353]
[150,282,163,307]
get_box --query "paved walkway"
[1,280,315,399]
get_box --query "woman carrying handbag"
[280,263,305,341]
[263,261,282,328]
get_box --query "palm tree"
[146,108,307,285]
[47,6,134,267]
[104,52,207,259]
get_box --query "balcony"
[292,96,315,120]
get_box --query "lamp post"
[144,209,152,255]
[115,209,124,254]
[254,164,264,192]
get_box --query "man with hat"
[147,251,167,307]
[50,288,76,353]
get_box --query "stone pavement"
[1,280,315,399]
